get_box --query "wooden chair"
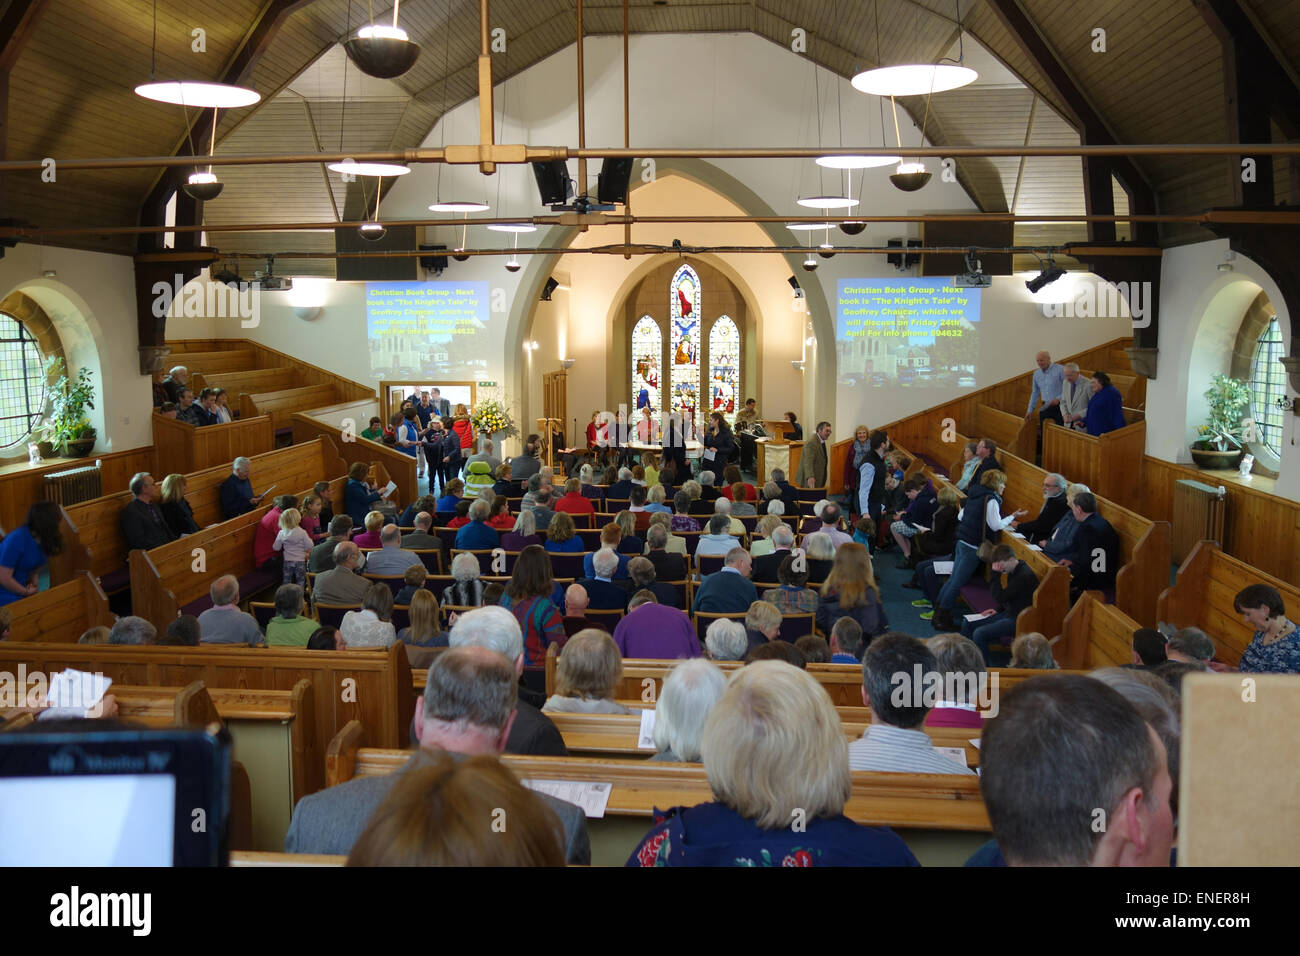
[695,553,727,576]
[451,549,514,575]
[249,601,276,632]
[584,608,626,630]
[409,549,442,574]
[315,602,360,629]
[776,612,817,643]
[439,604,479,628]
[391,605,411,632]
[660,579,691,610]
[547,551,589,580]
[362,574,408,598]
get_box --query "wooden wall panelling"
[0,446,155,536]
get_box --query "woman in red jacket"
[452,403,475,454]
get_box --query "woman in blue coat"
[344,461,383,528]
[703,412,735,474]
[1083,371,1126,436]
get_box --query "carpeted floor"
[874,544,941,638]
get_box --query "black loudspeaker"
[597,157,635,205]
[419,244,448,273]
[541,277,559,301]
[886,238,922,269]
[334,225,418,281]
[532,161,572,206]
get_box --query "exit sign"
[478,381,496,387]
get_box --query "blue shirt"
[1027,363,1066,414]
[454,521,499,551]
[544,537,583,553]
[345,479,382,529]
[0,527,46,605]
[1239,620,1300,674]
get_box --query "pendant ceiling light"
[328,159,411,177]
[486,223,537,233]
[816,69,898,169]
[344,0,421,78]
[358,175,387,241]
[796,63,854,213]
[135,81,261,108]
[429,200,490,212]
[851,0,977,97]
[788,222,834,231]
[428,5,489,217]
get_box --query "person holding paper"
[702,412,734,475]
[219,457,265,519]
[960,546,1039,666]
[345,462,383,529]
[285,645,589,863]
[1013,473,1070,541]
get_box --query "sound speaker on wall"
[597,158,635,205]
[532,161,572,206]
[886,238,922,270]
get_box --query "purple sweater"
[612,604,702,660]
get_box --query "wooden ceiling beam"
[982,0,1157,245]
[0,0,52,247]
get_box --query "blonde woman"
[353,510,385,549]
[749,514,784,558]
[159,473,199,537]
[543,629,633,715]
[398,589,445,648]
[814,542,884,640]
[626,662,919,866]
[614,511,641,555]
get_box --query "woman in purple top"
[500,510,542,552]
[670,491,700,532]
[612,594,701,660]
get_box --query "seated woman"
[1008,632,1058,670]
[782,410,802,441]
[347,751,564,867]
[719,465,756,504]
[0,501,62,606]
[501,546,566,665]
[345,461,383,528]
[649,658,727,762]
[442,552,486,608]
[398,494,437,529]
[486,496,515,531]
[671,490,701,532]
[543,629,634,715]
[212,388,235,424]
[502,510,542,551]
[340,584,398,648]
[953,442,981,492]
[614,511,642,556]
[915,486,959,558]
[159,473,200,537]
[730,483,757,517]
[397,589,447,648]
[626,662,919,867]
[360,416,385,441]
[353,510,385,549]
[492,463,516,499]
[762,554,820,615]
[749,514,783,558]
[815,543,886,642]
[436,479,465,515]
[644,484,673,514]
[802,531,835,585]
[543,511,583,553]
[266,583,318,646]
[1235,583,1300,673]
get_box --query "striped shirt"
[846,723,975,775]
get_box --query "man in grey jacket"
[284,644,589,863]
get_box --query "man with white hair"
[1060,362,1091,429]
[161,365,189,404]
[1013,472,1071,541]
[453,497,499,550]
[108,615,157,645]
[450,605,570,756]
[1025,351,1066,427]
[401,512,439,550]
[607,467,635,500]
[121,472,177,552]
[692,547,757,614]
[649,658,727,761]
[312,541,371,605]
[1166,626,1230,672]
[465,438,501,475]
[196,574,265,646]
[712,496,745,536]
[285,644,589,862]
[219,456,265,519]
[643,524,688,581]
[575,548,631,611]
[695,514,742,558]
[364,524,424,575]
[704,618,747,661]
[751,524,795,582]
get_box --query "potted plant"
[39,357,97,459]
[1190,373,1251,469]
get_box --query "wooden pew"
[1156,540,1300,668]
[1041,420,1146,509]
[5,572,114,642]
[152,411,275,477]
[1058,591,1143,669]
[48,438,348,592]
[229,851,346,866]
[190,367,303,399]
[292,412,418,513]
[241,385,341,434]
[0,642,413,797]
[159,348,257,376]
[327,720,990,832]
[972,404,1035,462]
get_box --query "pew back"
[1059,591,1143,669]
[4,572,114,642]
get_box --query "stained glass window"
[708,315,740,426]
[631,315,662,417]
[1250,316,1285,456]
[0,313,46,448]
[669,264,701,425]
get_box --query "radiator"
[43,462,103,507]
[1172,478,1226,563]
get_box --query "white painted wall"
[1148,239,1298,499]
[0,244,153,459]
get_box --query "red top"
[254,508,282,566]
[352,530,382,548]
[446,516,470,529]
[554,492,596,515]
[487,513,515,530]
[721,483,758,502]
[452,418,475,449]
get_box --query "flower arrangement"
[1193,374,1252,451]
[471,398,517,438]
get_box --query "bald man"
[1025,351,1066,453]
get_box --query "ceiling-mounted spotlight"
[560,358,576,370]
[839,221,867,236]
[505,258,522,273]
[358,221,387,241]
[802,254,819,273]
[182,171,223,201]
[1026,258,1067,293]
[889,162,931,192]
[344,7,421,78]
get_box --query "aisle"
[873,547,939,639]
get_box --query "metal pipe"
[2,142,1298,175]
[209,243,1157,259]
[4,210,1290,240]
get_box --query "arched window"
[0,312,47,448]
[631,315,662,414]
[669,264,701,421]
[1249,316,1285,456]
[708,315,740,425]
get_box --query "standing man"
[429,387,451,417]
[795,420,831,489]
[1059,362,1091,430]
[1025,351,1065,455]
[414,392,437,480]
[857,430,891,524]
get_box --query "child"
[446,499,473,529]
[273,508,314,587]
[299,494,324,540]
[395,563,428,606]
[853,516,876,550]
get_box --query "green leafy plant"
[1193,373,1251,452]
[39,357,97,447]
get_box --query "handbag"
[975,492,999,562]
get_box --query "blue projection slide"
[836,279,982,388]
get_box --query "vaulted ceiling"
[2,0,1297,264]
